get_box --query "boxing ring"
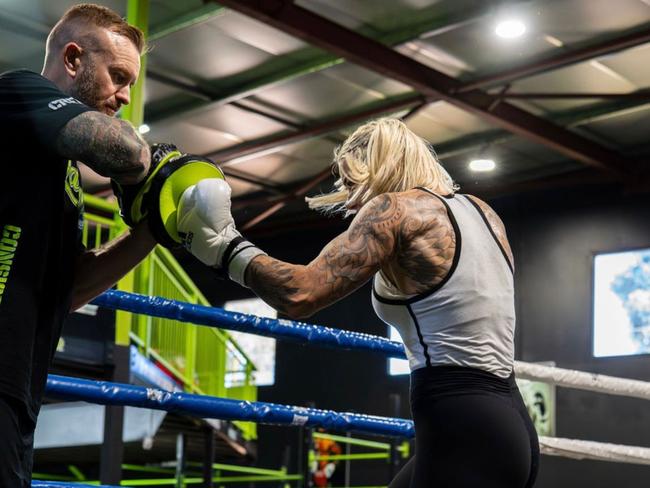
[32,289,650,487]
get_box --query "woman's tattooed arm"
[246,193,402,318]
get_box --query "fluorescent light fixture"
[469,159,496,172]
[496,19,526,39]
[138,124,150,134]
[543,34,564,47]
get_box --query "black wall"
[495,186,650,488]
[183,184,650,487]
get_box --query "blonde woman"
[176,118,539,487]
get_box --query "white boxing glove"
[177,178,265,286]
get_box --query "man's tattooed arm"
[56,111,150,184]
[246,193,402,318]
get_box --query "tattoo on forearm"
[57,111,148,181]
[247,257,301,313]
[247,194,401,315]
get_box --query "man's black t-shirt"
[0,70,92,419]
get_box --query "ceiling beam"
[214,0,629,175]
[501,92,650,100]
[0,4,227,43]
[233,93,428,229]
[148,19,650,126]
[457,24,650,93]
[234,91,429,229]
[148,4,226,41]
[229,93,650,214]
[147,0,530,124]
[205,93,424,164]
[130,14,650,176]
[217,92,650,202]
[435,96,650,161]
[147,69,343,144]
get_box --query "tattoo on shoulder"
[57,111,148,181]
[394,193,456,291]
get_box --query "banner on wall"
[517,362,556,437]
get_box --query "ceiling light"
[495,19,526,39]
[138,124,150,134]
[469,159,496,172]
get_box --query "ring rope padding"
[92,290,650,401]
[45,374,414,438]
[42,374,650,466]
[92,290,406,358]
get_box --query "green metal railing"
[82,194,257,439]
[34,462,302,486]
[311,432,410,462]
[32,432,405,486]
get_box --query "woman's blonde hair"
[306,118,458,213]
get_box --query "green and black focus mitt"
[111,143,225,248]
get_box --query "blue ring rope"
[40,292,412,487]
[92,290,407,359]
[45,374,414,439]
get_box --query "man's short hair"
[47,3,146,54]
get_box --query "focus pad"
[146,154,225,248]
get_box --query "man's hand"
[112,143,180,227]
[177,179,265,285]
[112,145,226,249]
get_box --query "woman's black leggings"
[389,366,539,488]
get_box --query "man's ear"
[62,42,83,78]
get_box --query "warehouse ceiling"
[2,0,649,233]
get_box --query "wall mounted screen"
[223,298,277,386]
[593,248,650,357]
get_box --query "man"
[0,4,157,485]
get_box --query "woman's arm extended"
[246,193,403,318]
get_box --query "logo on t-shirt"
[0,225,21,305]
[48,97,83,111]
[65,160,83,208]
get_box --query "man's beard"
[69,56,104,112]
